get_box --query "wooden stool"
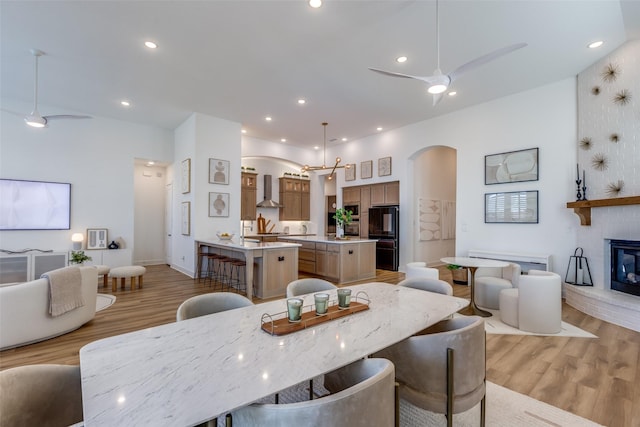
[110,266,146,291]
[94,265,110,288]
[228,259,247,294]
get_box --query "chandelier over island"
[302,122,350,180]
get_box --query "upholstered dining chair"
[372,316,486,427]
[405,261,439,280]
[0,364,83,427]
[499,269,562,334]
[229,358,395,426]
[474,262,521,309]
[176,292,253,321]
[286,278,337,298]
[398,277,453,296]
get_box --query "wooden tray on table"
[261,299,369,336]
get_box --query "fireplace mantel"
[566,196,640,226]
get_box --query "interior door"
[165,183,173,265]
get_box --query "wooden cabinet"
[370,181,399,206]
[298,241,316,274]
[258,248,298,299]
[316,243,339,279]
[279,178,310,221]
[340,243,360,283]
[343,187,360,203]
[241,172,258,220]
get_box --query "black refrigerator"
[368,205,399,271]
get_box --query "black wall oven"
[369,205,399,271]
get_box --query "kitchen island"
[278,235,377,284]
[196,238,301,299]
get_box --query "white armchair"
[499,269,562,334]
[405,262,439,280]
[474,262,521,309]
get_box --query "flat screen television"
[0,179,71,230]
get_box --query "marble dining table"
[79,282,469,426]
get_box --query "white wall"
[0,100,173,260]
[413,146,457,266]
[576,39,640,288]
[172,113,242,277]
[330,78,579,275]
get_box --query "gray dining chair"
[0,364,83,427]
[229,358,395,426]
[372,316,486,427]
[398,277,453,295]
[176,292,253,321]
[286,278,337,298]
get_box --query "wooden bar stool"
[205,253,225,288]
[196,245,210,282]
[228,258,247,294]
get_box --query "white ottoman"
[475,277,512,309]
[110,266,146,291]
[499,288,519,328]
[95,265,110,288]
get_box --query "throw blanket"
[42,267,85,317]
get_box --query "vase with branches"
[333,208,353,238]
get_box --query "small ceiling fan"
[369,0,527,106]
[22,49,91,128]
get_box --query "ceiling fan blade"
[43,114,92,121]
[432,93,444,106]
[369,67,429,81]
[448,42,527,83]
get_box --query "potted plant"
[333,208,353,239]
[446,264,468,284]
[70,250,92,265]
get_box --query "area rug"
[478,309,597,338]
[96,293,116,312]
[401,381,604,426]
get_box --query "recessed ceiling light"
[144,41,157,49]
[146,161,155,166]
[297,99,306,105]
[341,137,348,142]
[588,41,604,49]
[448,91,457,96]
[265,116,272,122]
[396,56,408,63]
[309,0,322,8]
[281,138,287,143]
[314,146,320,150]
[376,127,383,131]
[120,100,130,107]
[241,129,247,134]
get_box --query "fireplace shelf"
[566,196,640,226]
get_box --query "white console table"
[468,249,551,273]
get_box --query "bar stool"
[228,258,247,294]
[205,253,225,288]
[214,255,235,291]
[196,245,209,282]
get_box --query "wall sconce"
[71,233,84,250]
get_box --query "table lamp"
[72,233,84,250]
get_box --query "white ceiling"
[1,0,639,149]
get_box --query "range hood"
[256,174,281,208]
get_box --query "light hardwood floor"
[1,265,638,426]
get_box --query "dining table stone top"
[79,282,468,426]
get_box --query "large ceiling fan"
[369,0,527,106]
[22,49,91,128]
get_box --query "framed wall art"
[485,190,539,224]
[209,158,230,185]
[345,164,356,181]
[181,159,191,193]
[86,228,108,249]
[181,202,191,235]
[361,160,373,179]
[485,147,538,185]
[209,192,230,217]
[378,156,392,176]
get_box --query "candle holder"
[582,184,587,201]
[575,179,583,201]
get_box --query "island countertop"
[197,238,301,250]
[278,235,377,244]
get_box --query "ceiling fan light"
[25,114,46,128]
[428,84,448,94]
